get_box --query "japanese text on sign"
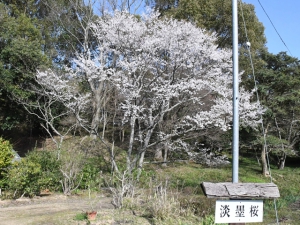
[215,200,263,223]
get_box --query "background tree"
[0,0,101,143]
[254,51,300,173]
[151,0,266,50]
[1,0,95,64]
[0,2,49,133]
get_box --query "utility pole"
[231,0,242,223]
[201,3,280,224]
[232,0,239,184]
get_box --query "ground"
[1,191,300,224]
[0,193,151,225]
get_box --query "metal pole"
[232,0,239,183]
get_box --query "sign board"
[215,200,263,224]
[202,182,280,199]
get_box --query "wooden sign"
[202,182,280,199]
[215,200,263,223]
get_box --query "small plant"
[74,213,97,225]
[86,184,101,214]
[74,212,87,221]
[59,148,85,195]
[105,170,136,209]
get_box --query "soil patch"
[0,193,152,225]
[0,194,114,225]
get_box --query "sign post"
[201,182,280,224]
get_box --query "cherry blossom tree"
[17,69,90,158]
[33,11,264,176]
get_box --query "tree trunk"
[89,80,109,139]
[154,148,163,161]
[137,151,146,180]
[277,152,286,170]
[102,110,107,139]
[162,143,168,167]
[274,117,287,170]
[90,94,102,138]
[136,128,154,180]
[261,145,269,176]
[127,115,136,172]
[110,142,119,173]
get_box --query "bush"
[6,150,61,198]
[0,138,13,172]
[79,157,103,190]
[25,151,61,191]
[0,138,14,188]
[7,158,41,198]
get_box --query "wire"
[257,0,293,56]
[239,1,279,224]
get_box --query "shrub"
[79,157,103,190]
[6,150,62,198]
[0,138,13,173]
[59,148,86,195]
[0,138,14,188]
[25,151,61,191]
[7,158,41,198]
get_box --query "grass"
[126,154,300,225]
[6,152,298,225]
[21,135,300,224]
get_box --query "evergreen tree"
[255,51,300,171]
[0,2,48,130]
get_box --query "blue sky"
[243,0,300,59]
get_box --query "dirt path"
[0,194,115,225]
[0,193,152,225]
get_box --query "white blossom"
[34,10,264,172]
